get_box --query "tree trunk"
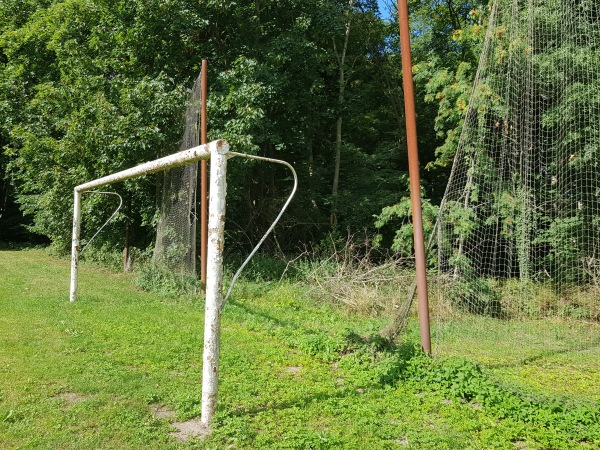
[331,0,354,225]
[331,115,343,225]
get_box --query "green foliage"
[414,2,491,170]
[0,0,414,254]
[373,179,439,259]
[375,0,492,256]
[448,276,503,317]
[425,0,599,307]
[80,243,127,272]
[422,61,477,169]
[537,216,585,284]
[443,199,478,238]
[226,252,289,283]
[403,356,600,447]
[0,0,189,248]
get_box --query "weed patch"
[400,354,600,448]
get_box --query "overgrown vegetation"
[434,0,600,322]
[0,0,598,444]
[289,233,415,315]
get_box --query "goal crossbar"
[69,139,226,302]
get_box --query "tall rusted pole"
[397,0,431,354]
[200,60,208,286]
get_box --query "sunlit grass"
[432,313,600,400]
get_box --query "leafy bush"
[225,252,289,282]
[448,278,503,318]
[296,331,600,448]
[374,191,439,263]
[79,243,126,272]
[399,354,600,446]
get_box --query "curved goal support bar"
[222,152,298,308]
[79,191,123,255]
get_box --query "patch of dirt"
[286,366,303,376]
[395,436,409,446]
[54,392,87,403]
[170,419,211,442]
[150,404,177,420]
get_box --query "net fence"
[153,73,202,276]
[434,0,599,359]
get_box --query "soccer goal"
[69,139,227,425]
[68,137,297,427]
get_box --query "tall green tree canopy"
[1,0,416,253]
[0,0,507,260]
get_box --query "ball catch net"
[153,73,202,276]
[434,0,599,358]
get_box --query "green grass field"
[0,249,598,449]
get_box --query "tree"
[434,0,600,302]
[0,0,411,256]
[374,0,490,251]
[1,1,199,249]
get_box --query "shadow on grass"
[0,241,48,251]
[227,298,425,394]
[228,298,304,332]
[228,298,420,357]
[488,339,600,369]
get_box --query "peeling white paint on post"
[200,142,230,426]
[69,190,82,302]
[69,140,224,302]
[68,138,236,428]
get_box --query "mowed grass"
[0,249,598,449]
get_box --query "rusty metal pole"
[200,60,208,287]
[397,0,431,354]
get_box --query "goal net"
[434,0,599,358]
[153,73,202,276]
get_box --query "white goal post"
[69,138,228,426]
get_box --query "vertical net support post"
[397,0,431,353]
[200,59,209,287]
[200,142,229,426]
